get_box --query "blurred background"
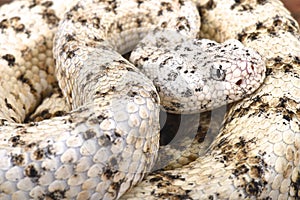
[0,0,10,5]
[281,0,300,24]
[0,0,299,27]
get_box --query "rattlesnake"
[0,0,298,200]
[122,0,300,199]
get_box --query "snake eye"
[210,67,226,81]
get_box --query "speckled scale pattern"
[52,1,203,197]
[0,0,289,200]
[1,0,199,199]
[0,0,171,198]
[130,30,265,113]
[0,0,79,123]
[28,86,70,122]
[122,0,300,199]
[53,0,201,108]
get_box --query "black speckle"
[294,56,300,64]
[161,2,173,12]
[11,154,25,166]
[249,32,259,41]
[0,19,8,29]
[136,0,144,7]
[114,131,122,137]
[149,176,163,182]
[14,23,25,32]
[283,115,291,121]
[291,171,300,199]
[41,8,60,26]
[25,164,39,178]
[78,17,87,25]
[9,135,25,147]
[195,87,202,92]
[65,33,76,42]
[284,64,293,73]
[265,68,273,76]
[150,91,159,103]
[159,57,173,68]
[4,98,13,110]
[28,1,39,8]
[256,0,267,5]
[17,74,37,93]
[117,22,123,31]
[2,54,16,66]
[41,1,53,7]
[178,0,185,6]
[92,17,100,29]
[245,180,263,196]
[181,89,193,97]
[136,18,143,27]
[83,130,96,140]
[170,102,184,109]
[157,10,163,16]
[99,135,112,147]
[45,190,66,200]
[110,158,118,167]
[201,0,216,10]
[66,48,79,59]
[167,71,178,81]
[126,87,139,97]
[33,148,47,160]
[256,22,264,29]
[103,168,114,179]
[233,164,249,176]
[97,114,106,121]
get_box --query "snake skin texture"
[0,0,296,200]
[121,0,300,199]
[0,0,264,199]
[130,31,265,114]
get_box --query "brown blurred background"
[0,0,10,5]
[0,0,299,25]
[281,0,300,23]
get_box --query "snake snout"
[226,56,266,99]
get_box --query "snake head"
[130,35,266,114]
[210,39,266,102]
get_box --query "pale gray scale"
[0,102,157,199]
[0,0,199,199]
[130,31,266,113]
[52,0,200,199]
[121,0,300,199]
[0,0,273,199]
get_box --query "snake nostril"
[236,79,243,86]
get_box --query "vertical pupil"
[217,69,221,78]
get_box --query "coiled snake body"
[0,0,298,199]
